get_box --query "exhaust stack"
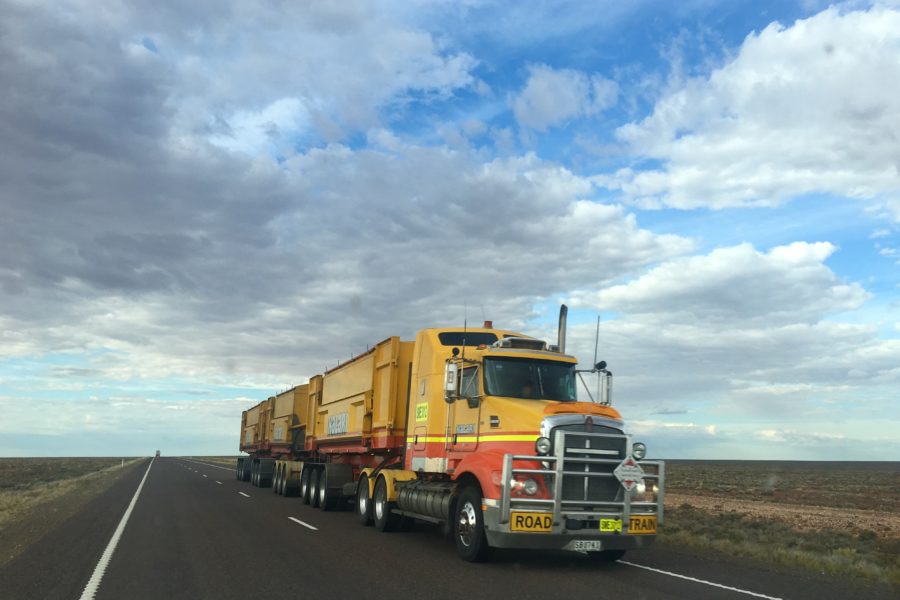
[557,304,568,354]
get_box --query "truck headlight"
[535,437,551,455]
[632,442,646,460]
[523,479,539,496]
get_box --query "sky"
[1,0,898,459]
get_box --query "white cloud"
[513,64,618,131]
[571,242,868,325]
[558,239,899,456]
[599,6,900,219]
[208,98,308,155]
[31,1,478,154]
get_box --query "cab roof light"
[492,337,547,351]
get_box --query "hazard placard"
[613,456,645,492]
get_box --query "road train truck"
[236,306,664,562]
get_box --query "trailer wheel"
[279,467,288,496]
[309,468,321,508]
[272,465,280,494]
[250,462,258,486]
[356,475,372,526]
[300,468,312,504]
[373,476,400,532]
[587,550,626,563]
[318,469,338,511]
[454,487,492,562]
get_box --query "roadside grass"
[662,504,900,586]
[0,457,142,530]
[664,460,898,512]
[660,460,900,587]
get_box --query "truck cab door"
[450,366,480,452]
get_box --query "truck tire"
[356,475,372,526]
[284,468,299,497]
[272,465,281,494]
[300,467,312,504]
[309,468,321,508]
[251,462,258,486]
[454,487,492,562]
[373,476,400,532]
[318,468,338,511]
[587,549,626,563]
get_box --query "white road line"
[202,474,208,478]
[238,492,250,498]
[216,481,222,485]
[288,517,318,531]
[621,561,783,600]
[180,458,234,472]
[79,458,154,600]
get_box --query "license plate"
[629,515,657,534]
[600,518,622,533]
[573,540,603,552]
[510,511,553,532]
[598,516,657,534]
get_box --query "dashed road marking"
[79,458,154,599]
[181,458,234,472]
[289,517,318,531]
[239,492,250,498]
[621,561,783,600]
[216,481,222,485]
[202,474,208,478]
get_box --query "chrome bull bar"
[499,430,665,529]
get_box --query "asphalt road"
[0,457,893,600]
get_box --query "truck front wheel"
[454,487,492,562]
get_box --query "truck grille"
[557,431,626,505]
[499,429,665,527]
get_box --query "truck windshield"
[483,357,576,401]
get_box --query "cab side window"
[460,367,479,399]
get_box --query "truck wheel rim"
[458,501,477,547]
[358,484,368,515]
[375,493,384,520]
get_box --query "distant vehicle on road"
[237,305,664,562]
[155,450,161,457]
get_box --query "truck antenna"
[594,315,601,404]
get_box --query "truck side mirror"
[444,362,458,404]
